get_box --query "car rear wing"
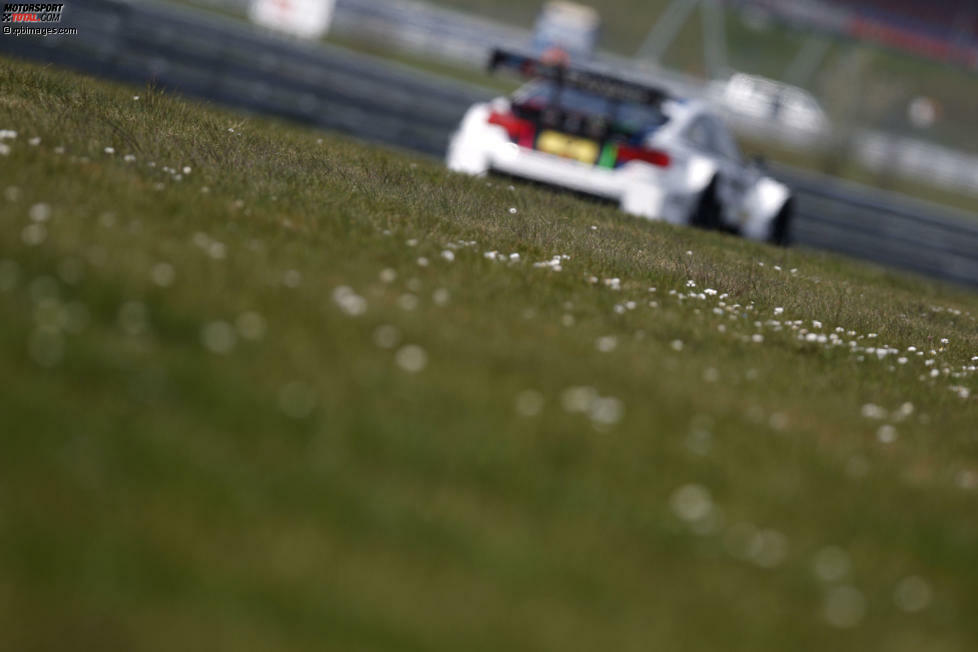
[487,48,668,106]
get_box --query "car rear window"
[512,80,669,134]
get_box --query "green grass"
[2,57,978,651]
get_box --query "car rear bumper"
[490,142,625,199]
[447,104,684,221]
[491,144,688,221]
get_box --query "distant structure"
[532,2,601,61]
[249,0,335,39]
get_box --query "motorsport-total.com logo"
[1,3,64,23]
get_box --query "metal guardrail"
[1,0,487,155]
[772,165,978,285]
[2,0,978,286]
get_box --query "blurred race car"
[707,73,829,141]
[447,50,793,244]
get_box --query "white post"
[634,0,701,64]
[701,0,728,79]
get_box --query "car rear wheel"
[769,199,793,246]
[690,179,721,231]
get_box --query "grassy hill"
[1,57,977,651]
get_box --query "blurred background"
[179,0,978,203]
[4,0,978,283]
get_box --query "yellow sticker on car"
[537,130,599,164]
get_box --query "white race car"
[447,50,794,245]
